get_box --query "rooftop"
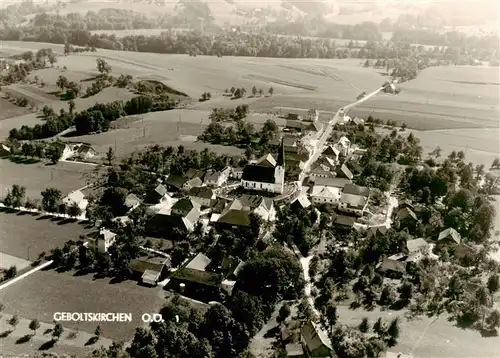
[171,267,222,287]
[438,227,461,244]
[301,320,332,352]
[343,183,370,197]
[312,177,352,188]
[242,165,276,184]
[185,253,211,271]
[188,186,215,199]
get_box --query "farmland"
[0,159,100,199]
[0,269,166,341]
[0,40,498,165]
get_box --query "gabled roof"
[322,145,340,157]
[378,257,407,274]
[406,238,429,254]
[291,194,311,209]
[333,215,356,227]
[185,253,211,271]
[242,165,276,184]
[343,184,370,197]
[130,256,170,274]
[340,193,367,209]
[367,225,389,238]
[338,135,351,147]
[239,194,273,211]
[311,185,341,199]
[301,320,332,352]
[217,209,251,227]
[124,193,141,208]
[396,207,418,221]
[165,174,188,189]
[155,184,167,197]
[65,190,85,204]
[99,228,116,242]
[184,177,203,188]
[438,228,461,244]
[172,197,200,213]
[313,177,351,188]
[204,169,224,182]
[286,119,304,129]
[189,186,215,199]
[285,343,304,357]
[172,267,221,286]
[256,153,277,168]
[185,168,205,180]
[77,144,95,154]
[337,164,354,180]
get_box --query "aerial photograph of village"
[0,0,499,357]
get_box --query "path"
[0,260,53,292]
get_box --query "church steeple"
[276,138,285,168]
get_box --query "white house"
[204,167,231,187]
[62,190,88,211]
[306,108,319,122]
[241,144,285,194]
[88,228,117,253]
[310,185,342,204]
[334,136,351,156]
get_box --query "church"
[241,141,285,194]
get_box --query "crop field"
[0,211,91,261]
[0,269,166,341]
[0,159,100,199]
[63,109,245,158]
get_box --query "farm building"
[301,320,333,357]
[130,256,170,286]
[204,167,230,187]
[438,228,461,245]
[62,190,88,211]
[124,193,141,210]
[338,184,370,216]
[188,186,216,207]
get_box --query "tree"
[106,147,115,166]
[359,317,370,333]
[386,318,400,347]
[66,81,81,99]
[21,142,35,158]
[277,303,291,324]
[96,58,111,75]
[46,143,63,163]
[373,317,385,335]
[48,52,57,67]
[491,157,500,169]
[68,99,75,115]
[56,75,69,91]
[41,188,62,212]
[364,59,371,67]
[29,319,40,335]
[487,274,499,294]
[268,86,274,96]
[4,265,17,279]
[6,184,26,208]
[52,322,63,340]
[94,325,102,340]
[252,85,257,96]
[67,202,82,218]
[64,42,71,55]
[399,281,414,301]
[8,315,19,328]
[258,88,263,96]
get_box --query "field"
[0,97,31,120]
[0,269,166,341]
[0,159,100,199]
[0,41,498,165]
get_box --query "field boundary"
[244,74,317,91]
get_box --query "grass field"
[0,98,31,121]
[0,159,101,199]
[0,211,91,260]
[0,269,166,341]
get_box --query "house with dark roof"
[146,201,201,237]
[334,136,351,156]
[322,145,340,162]
[241,143,285,194]
[188,187,216,207]
[146,184,169,203]
[338,184,370,216]
[291,194,312,211]
[367,225,390,239]
[165,174,188,191]
[396,207,418,222]
[168,253,222,302]
[171,198,201,217]
[301,320,333,358]
[438,228,461,245]
[377,257,407,278]
[310,164,336,179]
[215,195,275,228]
[130,256,170,286]
[75,144,97,159]
[332,214,357,230]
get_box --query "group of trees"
[5,139,64,163]
[8,92,177,140]
[0,48,56,85]
[56,74,81,99]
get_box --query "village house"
[124,193,141,211]
[188,186,216,207]
[291,194,312,211]
[310,185,342,205]
[334,136,351,156]
[231,167,244,180]
[215,195,275,229]
[377,255,407,278]
[169,253,222,302]
[146,200,201,237]
[204,167,231,187]
[165,174,189,191]
[395,207,419,231]
[306,108,319,122]
[338,184,370,216]
[62,190,88,211]
[130,255,170,286]
[183,177,203,191]
[332,214,357,231]
[171,197,201,217]
[301,320,333,358]
[310,177,352,190]
[75,144,97,159]
[284,343,305,358]
[86,228,117,253]
[367,224,390,239]
[336,164,354,180]
[438,227,461,246]
[406,238,430,262]
[309,163,336,179]
[322,145,340,163]
[241,145,285,194]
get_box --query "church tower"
[274,139,285,193]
